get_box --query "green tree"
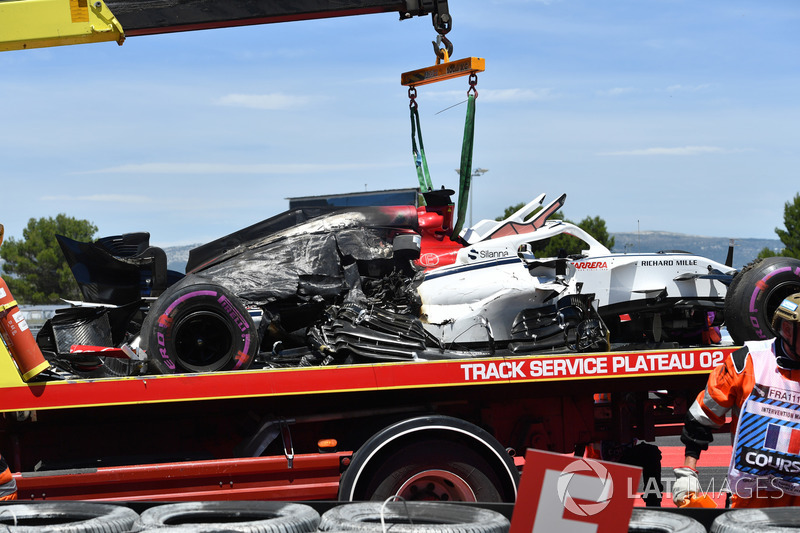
[0,214,97,304]
[757,194,800,260]
[496,205,615,257]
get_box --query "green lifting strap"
[451,92,476,240]
[410,104,434,193]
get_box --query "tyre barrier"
[317,502,510,533]
[710,507,800,532]
[131,501,321,533]
[0,501,138,532]
[628,509,706,533]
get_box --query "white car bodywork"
[417,193,733,347]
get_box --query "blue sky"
[2,0,798,247]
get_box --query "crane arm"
[107,0,449,37]
[1,0,450,51]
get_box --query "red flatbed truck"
[0,0,737,506]
[0,336,734,503]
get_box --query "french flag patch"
[765,423,800,455]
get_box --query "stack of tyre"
[0,501,509,533]
[4,501,800,532]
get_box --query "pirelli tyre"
[140,280,258,374]
[0,502,138,532]
[317,502,509,533]
[131,501,320,533]
[724,257,800,345]
[627,509,705,533]
[711,508,800,532]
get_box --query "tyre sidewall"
[134,501,320,533]
[142,280,257,374]
[725,257,800,345]
[0,502,139,533]
[628,509,705,533]
[319,502,510,533]
[711,507,800,532]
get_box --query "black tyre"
[318,502,509,533]
[132,501,319,533]
[711,508,800,532]
[140,280,258,374]
[628,509,705,533]
[724,257,800,345]
[0,502,138,532]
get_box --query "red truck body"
[0,340,731,502]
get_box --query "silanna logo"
[573,261,608,270]
[467,248,510,261]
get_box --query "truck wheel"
[318,502,509,533]
[628,509,705,532]
[338,416,519,503]
[0,502,138,532]
[711,508,800,532]
[132,501,320,533]
[140,280,257,374]
[724,257,800,345]
[364,439,503,502]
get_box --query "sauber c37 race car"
[36,190,800,377]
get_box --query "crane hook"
[432,34,453,63]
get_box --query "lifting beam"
[401,56,485,87]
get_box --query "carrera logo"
[419,253,440,267]
[574,261,608,270]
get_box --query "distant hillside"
[609,232,782,270]
[162,232,783,273]
[163,244,200,273]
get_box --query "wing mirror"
[518,242,569,283]
[517,243,537,264]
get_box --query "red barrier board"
[510,449,642,533]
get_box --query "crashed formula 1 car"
[36,189,800,378]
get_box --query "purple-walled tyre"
[724,256,800,345]
[140,280,257,374]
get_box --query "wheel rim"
[394,469,477,502]
[173,310,235,372]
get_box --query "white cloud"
[664,84,711,93]
[77,162,403,174]
[424,88,555,104]
[597,87,635,97]
[40,194,151,203]
[481,88,556,102]
[598,146,727,156]
[217,93,312,110]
